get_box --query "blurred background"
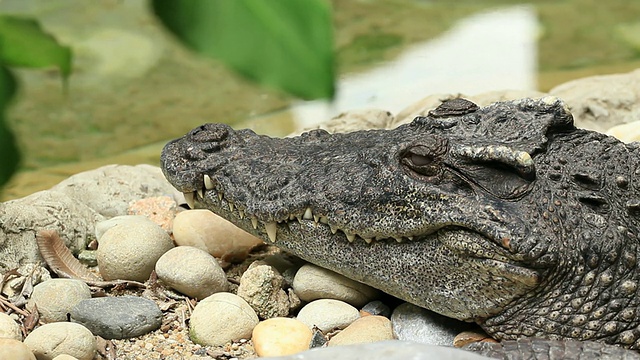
[1,0,639,200]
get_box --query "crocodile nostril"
[189,123,231,143]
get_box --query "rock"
[260,340,491,360]
[361,300,391,317]
[606,120,640,143]
[252,317,313,357]
[294,109,395,135]
[155,246,228,299]
[292,264,379,307]
[296,299,360,333]
[127,195,178,233]
[95,215,150,241]
[24,322,96,360]
[50,164,182,218]
[96,215,174,282]
[70,296,162,339]
[189,292,259,346]
[172,209,263,262]
[26,279,91,323]
[237,263,290,319]
[550,68,640,132]
[328,315,394,346]
[0,190,102,272]
[391,302,476,346]
[0,338,36,360]
[0,312,21,340]
[0,164,180,273]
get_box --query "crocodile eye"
[402,147,441,177]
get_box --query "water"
[293,5,538,128]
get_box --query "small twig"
[0,294,30,317]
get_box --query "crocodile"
[161,97,640,356]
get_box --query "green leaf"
[0,66,18,187]
[0,16,72,82]
[152,0,335,100]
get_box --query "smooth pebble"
[391,302,476,346]
[296,299,360,332]
[52,356,79,360]
[293,264,379,307]
[70,296,162,339]
[237,263,290,319]
[0,338,36,360]
[26,279,91,323]
[328,316,394,346]
[97,215,174,281]
[252,317,313,357]
[172,209,263,262]
[0,312,22,340]
[24,322,96,360]
[607,120,640,143]
[155,246,228,299]
[189,292,259,346]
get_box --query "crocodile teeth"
[303,207,313,220]
[204,174,214,190]
[407,236,414,241]
[218,192,223,201]
[329,225,338,234]
[238,209,245,219]
[364,238,373,244]
[183,192,195,209]
[319,216,328,224]
[251,216,258,229]
[394,236,403,243]
[313,215,319,224]
[228,202,235,212]
[197,189,204,199]
[289,214,296,221]
[265,222,277,243]
[345,232,356,243]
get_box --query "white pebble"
[24,322,96,360]
[97,215,174,282]
[27,279,91,323]
[189,292,259,346]
[155,246,228,299]
[296,299,360,332]
[172,210,263,262]
[293,264,379,307]
[0,312,22,341]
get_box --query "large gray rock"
[264,340,492,360]
[550,68,640,132]
[70,296,162,339]
[0,164,181,272]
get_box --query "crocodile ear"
[450,144,535,199]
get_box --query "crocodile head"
[161,97,640,343]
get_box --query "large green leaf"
[0,16,72,81]
[152,0,335,100]
[0,66,18,187]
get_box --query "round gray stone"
[70,296,162,339]
[391,302,476,346]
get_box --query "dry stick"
[0,294,30,317]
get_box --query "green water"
[1,0,639,200]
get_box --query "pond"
[1,0,639,200]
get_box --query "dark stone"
[70,296,162,339]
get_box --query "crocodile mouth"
[179,174,509,254]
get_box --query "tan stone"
[328,316,395,346]
[0,338,36,360]
[172,209,263,262]
[252,318,313,357]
